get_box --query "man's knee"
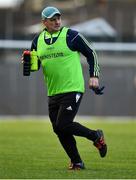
[53,123,70,135]
[59,123,72,135]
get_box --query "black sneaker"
[93,129,107,158]
[68,162,85,170]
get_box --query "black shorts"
[48,92,83,131]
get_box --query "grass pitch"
[0,117,136,179]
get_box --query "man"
[24,6,107,170]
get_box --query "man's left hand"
[89,77,105,95]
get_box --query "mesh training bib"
[37,27,85,96]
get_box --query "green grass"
[0,118,136,179]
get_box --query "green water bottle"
[30,49,38,71]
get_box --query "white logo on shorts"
[66,106,72,110]
[76,93,81,103]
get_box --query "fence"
[0,50,136,116]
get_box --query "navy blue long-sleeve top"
[31,27,100,77]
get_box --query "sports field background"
[0,1,136,179]
[0,117,136,179]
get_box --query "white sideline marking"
[0,115,135,123]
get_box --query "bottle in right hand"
[23,50,31,76]
[30,49,38,71]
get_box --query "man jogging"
[23,6,107,170]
